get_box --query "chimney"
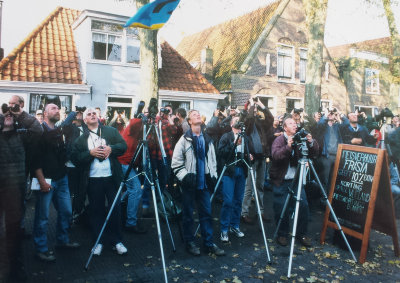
[0,0,3,60]
[201,46,213,82]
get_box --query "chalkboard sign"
[331,148,377,233]
[321,144,399,263]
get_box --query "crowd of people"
[1,94,400,282]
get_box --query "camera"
[292,128,309,144]
[134,100,146,118]
[328,107,337,115]
[160,107,170,115]
[253,96,259,102]
[218,105,225,112]
[148,98,159,119]
[1,103,20,113]
[75,106,86,113]
[293,108,303,115]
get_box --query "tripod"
[195,126,271,263]
[84,116,176,283]
[273,138,356,277]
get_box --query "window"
[107,95,133,119]
[286,98,302,114]
[91,20,140,64]
[320,100,331,111]
[29,94,72,113]
[299,49,307,83]
[365,68,380,94]
[92,33,122,61]
[354,105,377,117]
[277,45,294,81]
[265,54,271,75]
[257,96,274,112]
[161,100,191,112]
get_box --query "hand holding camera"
[90,145,111,161]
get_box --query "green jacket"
[71,125,127,188]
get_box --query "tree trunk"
[136,0,159,107]
[303,0,328,116]
[382,0,400,78]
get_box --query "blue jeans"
[122,164,143,226]
[182,187,214,247]
[220,167,246,232]
[390,162,400,195]
[273,179,309,238]
[34,175,72,253]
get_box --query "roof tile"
[158,41,219,94]
[0,7,82,84]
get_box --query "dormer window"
[91,20,140,64]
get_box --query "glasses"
[86,112,97,116]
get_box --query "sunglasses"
[86,112,97,116]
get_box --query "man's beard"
[49,116,60,123]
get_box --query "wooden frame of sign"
[320,144,399,263]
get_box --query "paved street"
[2,190,400,283]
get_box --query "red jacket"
[118,118,143,165]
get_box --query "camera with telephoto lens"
[148,98,159,119]
[75,106,86,113]
[232,110,248,129]
[134,101,146,118]
[293,108,303,115]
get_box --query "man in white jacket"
[171,109,225,256]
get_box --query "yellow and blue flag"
[123,0,180,30]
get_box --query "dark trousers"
[0,186,23,267]
[67,167,86,215]
[182,187,214,247]
[317,154,337,194]
[273,179,309,238]
[87,177,122,245]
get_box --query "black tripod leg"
[154,177,176,252]
[308,160,357,261]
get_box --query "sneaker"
[186,241,200,256]
[92,244,103,256]
[230,227,244,238]
[114,242,128,255]
[220,231,229,242]
[35,250,56,262]
[124,225,147,234]
[297,236,312,247]
[205,244,225,256]
[276,236,288,247]
[240,215,254,225]
[55,241,81,249]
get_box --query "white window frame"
[299,48,307,84]
[255,95,276,116]
[106,94,134,118]
[160,99,193,111]
[265,53,271,75]
[286,97,303,113]
[365,68,380,95]
[320,99,332,111]
[91,20,140,65]
[354,105,377,117]
[277,44,295,83]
